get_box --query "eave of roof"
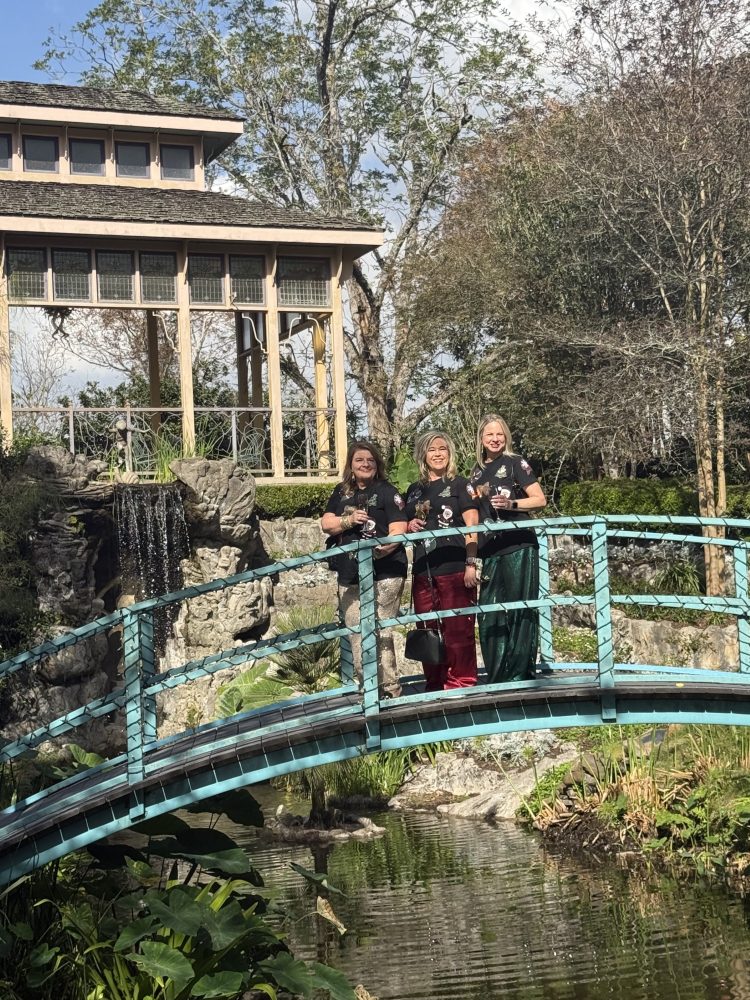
[0,81,243,123]
[0,180,384,250]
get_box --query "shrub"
[254,484,333,519]
[558,479,750,519]
[557,479,697,517]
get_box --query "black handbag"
[404,626,445,665]
[404,553,445,665]
[324,533,341,572]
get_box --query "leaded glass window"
[97,251,134,301]
[70,138,105,176]
[188,254,224,304]
[23,135,58,173]
[116,142,150,178]
[0,134,11,171]
[160,144,194,181]
[53,250,91,301]
[277,257,330,307]
[140,252,177,303]
[7,248,46,299]
[230,256,264,304]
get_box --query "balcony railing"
[13,405,338,479]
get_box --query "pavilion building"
[0,81,382,481]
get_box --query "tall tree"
[38,0,532,454]
[423,0,750,592]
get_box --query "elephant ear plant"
[0,780,357,1000]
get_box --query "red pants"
[412,570,477,690]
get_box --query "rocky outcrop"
[389,732,578,820]
[259,517,337,613]
[158,459,272,736]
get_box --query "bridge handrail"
[2,514,749,766]
[2,513,749,683]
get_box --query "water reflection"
[227,797,750,999]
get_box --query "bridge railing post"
[592,518,616,720]
[357,545,381,748]
[537,529,554,668]
[735,544,750,674]
[340,634,356,685]
[123,609,157,819]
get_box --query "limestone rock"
[170,458,257,546]
[23,444,107,495]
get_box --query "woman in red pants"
[405,431,479,691]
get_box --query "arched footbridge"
[1,515,749,888]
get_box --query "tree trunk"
[694,353,726,596]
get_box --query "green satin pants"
[479,547,539,683]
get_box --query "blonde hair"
[414,431,458,483]
[476,413,516,469]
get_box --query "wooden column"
[0,234,12,445]
[330,248,348,474]
[265,248,284,478]
[312,318,331,469]
[176,244,195,454]
[145,309,161,435]
[234,312,250,413]
[249,337,264,431]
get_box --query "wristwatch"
[511,501,518,510]
[466,556,476,566]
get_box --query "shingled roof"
[0,80,242,122]
[0,180,378,233]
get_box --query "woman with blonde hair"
[404,430,479,690]
[321,440,407,698]
[467,414,547,683]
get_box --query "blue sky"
[3,0,94,82]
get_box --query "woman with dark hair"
[404,431,479,691]
[321,440,407,698]
[467,414,547,683]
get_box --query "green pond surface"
[226,790,750,1000]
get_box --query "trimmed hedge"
[558,480,750,518]
[253,479,750,521]
[254,484,332,519]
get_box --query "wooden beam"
[265,249,284,478]
[312,319,331,470]
[145,310,161,436]
[176,244,195,454]
[0,235,12,445]
[330,248,348,474]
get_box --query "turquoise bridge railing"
[1,514,750,886]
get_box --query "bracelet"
[341,514,351,530]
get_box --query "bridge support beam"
[123,610,157,820]
[592,519,616,721]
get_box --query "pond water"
[230,793,750,1000]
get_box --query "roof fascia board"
[0,215,384,249]
[0,103,244,135]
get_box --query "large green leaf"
[190,970,245,997]
[309,963,358,1000]
[67,744,106,769]
[127,941,194,983]
[258,952,315,997]
[114,915,161,952]
[200,900,255,951]
[9,921,34,941]
[142,888,207,937]
[290,863,346,897]
[186,790,264,828]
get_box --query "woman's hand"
[464,563,478,589]
[407,517,425,533]
[490,494,514,511]
[349,508,370,526]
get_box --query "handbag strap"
[411,538,442,633]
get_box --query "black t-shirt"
[405,476,478,577]
[467,454,540,557]
[324,479,408,585]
